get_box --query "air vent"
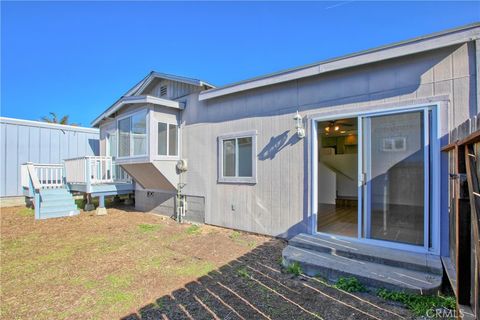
[160,85,168,97]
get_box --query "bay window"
[117,110,148,158]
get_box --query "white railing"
[112,162,131,183]
[35,164,64,188]
[64,156,131,185]
[21,163,64,190]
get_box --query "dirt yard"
[0,205,414,320]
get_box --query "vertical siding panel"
[50,129,61,163]
[5,125,18,196]
[60,130,69,161]
[17,126,30,195]
[0,124,7,196]
[69,131,78,158]
[1,119,99,197]
[29,127,41,163]
[77,132,86,157]
[39,128,50,163]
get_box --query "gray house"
[89,23,479,296]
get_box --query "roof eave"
[199,22,480,101]
[91,95,181,127]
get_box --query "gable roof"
[125,71,215,97]
[91,71,215,127]
[199,22,480,101]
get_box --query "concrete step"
[282,245,442,295]
[289,233,443,275]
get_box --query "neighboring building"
[0,117,99,203]
[87,23,478,297]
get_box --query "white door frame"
[310,102,441,254]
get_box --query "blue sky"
[1,1,479,126]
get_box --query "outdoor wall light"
[293,110,305,139]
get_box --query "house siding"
[178,43,476,238]
[0,118,99,197]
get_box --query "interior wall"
[317,161,336,204]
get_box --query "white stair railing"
[21,162,64,190]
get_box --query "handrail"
[26,164,42,191]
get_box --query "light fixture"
[325,126,330,132]
[293,110,305,138]
[340,130,346,134]
[334,125,340,131]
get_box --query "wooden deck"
[68,182,134,197]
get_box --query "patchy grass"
[185,224,201,235]
[229,230,257,248]
[236,266,251,279]
[335,277,367,293]
[286,262,302,276]
[18,207,34,217]
[377,288,456,316]
[175,260,215,277]
[137,223,162,233]
[1,206,270,320]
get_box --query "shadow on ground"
[121,240,413,320]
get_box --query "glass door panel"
[363,111,426,246]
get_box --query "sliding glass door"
[362,110,429,247]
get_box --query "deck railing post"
[86,158,92,193]
[34,191,40,219]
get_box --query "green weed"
[138,223,162,233]
[377,288,456,316]
[334,277,366,292]
[18,207,34,217]
[286,262,302,276]
[185,224,201,235]
[236,266,251,279]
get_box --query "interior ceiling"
[318,118,357,137]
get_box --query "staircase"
[283,233,443,294]
[38,188,79,219]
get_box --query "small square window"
[218,132,257,184]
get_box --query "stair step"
[40,188,69,194]
[289,233,442,275]
[40,204,78,214]
[38,209,80,219]
[282,245,442,295]
[41,199,76,208]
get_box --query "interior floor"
[317,203,358,238]
[317,203,424,245]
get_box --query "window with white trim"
[218,132,256,183]
[117,110,148,157]
[158,122,178,156]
